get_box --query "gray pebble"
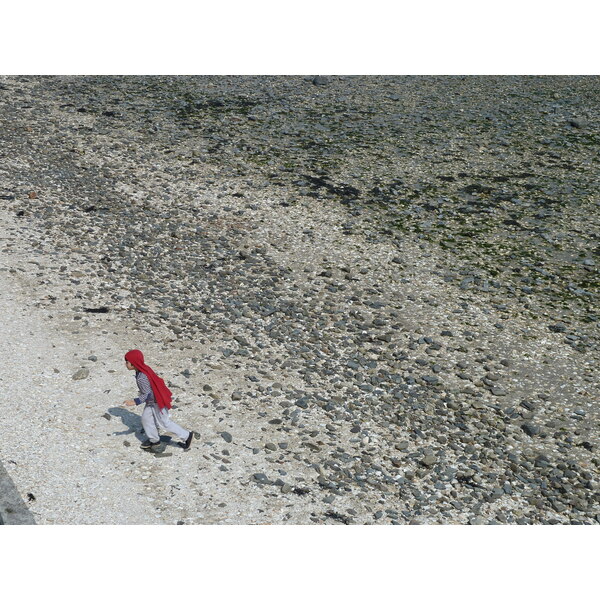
[522,422,540,437]
[421,455,437,467]
[72,367,90,380]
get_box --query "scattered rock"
[3,75,599,526]
[72,367,89,380]
[522,422,540,437]
[421,454,438,467]
[253,473,270,484]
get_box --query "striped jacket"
[133,371,156,406]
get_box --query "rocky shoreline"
[1,75,598,524]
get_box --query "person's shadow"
[108,407,175,448]
[108,407,144,441]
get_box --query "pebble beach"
[0,75,598,525]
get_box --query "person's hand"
[123,400,136,407]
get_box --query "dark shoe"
[179,431,194,450]
[141,439,160,450]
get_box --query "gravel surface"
[1,75,599,525]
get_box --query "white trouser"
[141,404,190,443]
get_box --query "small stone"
[153,452,172,458]
[313,76,330,86]
[421,454,437,467]
[101,412,111,420]
[490,487,504,500]
[528,497,545,509]
[522,422,540,437]
[220,432,233,443]
[567,118,584,128]
[548,324,566,333]
[265,442,277,451]
[490,387,507,396]
[72,367,89,380]
[534,455,551,468]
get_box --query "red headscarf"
[125,349,172,410]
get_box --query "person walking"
[123,349,193,452]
